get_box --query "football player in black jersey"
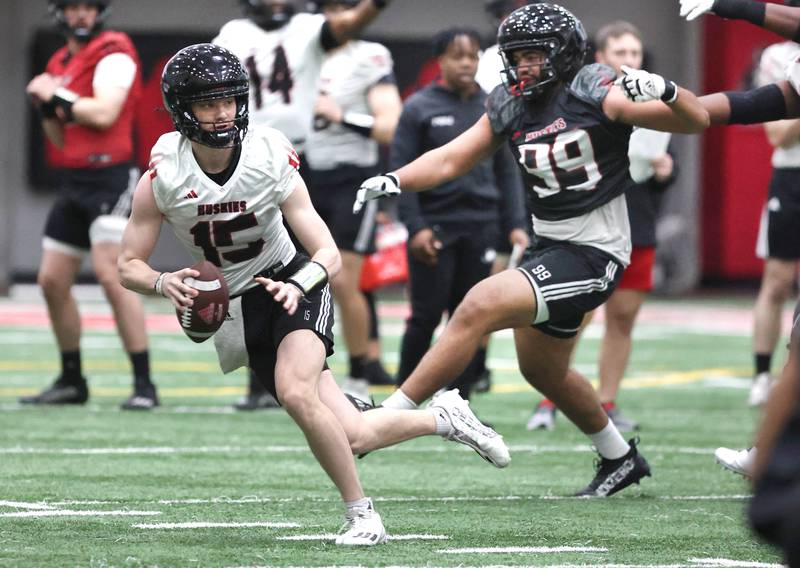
[354,3,710,496]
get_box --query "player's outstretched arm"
[605,67,710,133]
[680,0,800,40]
[326,0,390,44]
[118,173,199,310]
[700,81,800,125]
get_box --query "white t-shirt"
[305,40,393,170]
[148,126,299,296]
[93,52,137,91]
[476,44,505,93]
[755,41,800,168]
[213,14,327,153]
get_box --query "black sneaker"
[234,391,280,411]
[19,376,89,405]
[120,385,160,411]
[575,438,651,497]
[364,360,395,386]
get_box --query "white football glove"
[679,0,715,21]
[616,65,678,104]
[353,173,401,214]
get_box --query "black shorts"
[305,164,380,255]
[43,164,137,256]
[241,254,335,398]
[516,238,624,339]
[756,168,800,260]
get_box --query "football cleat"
[575,438,651,497]
[120,385,160,411]
[748,372,773,407]
[335,499,387,546]
[430,389,510,468]
[19,376,88,405]
[341,377,371,404]
[364,360,395,386]
[473,368,492,394]
[714,446,755,478]
[526,400,557,430]
[233,391,280,411]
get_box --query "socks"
[381,389,418,410]
[60,350,83,383]
[754,353,771,376]
[588,420,630,460]
[429,407,453,436]
[349,355,367,379]
[129,351,152,390]
[345,497,372,515]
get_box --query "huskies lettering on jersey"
[524,118,567,142]
[197,201,248,216]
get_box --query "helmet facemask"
[176,87,250,149]
[48,1,110,41]
[500,43,559,100]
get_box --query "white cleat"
[714,446,755,478]
[430,389,510,468]
[526,401,556,431]
[341,377,371,404]
[748,372,773,407]
[335,499,387,546]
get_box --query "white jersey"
[476,44,505,93]
[213,14,327,152]
[755,41,800,168]
[148,127,299,296]
[306,40,393,170]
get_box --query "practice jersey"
[486,63,634,264]
[305,40,394,170]
[148,126,299,296]
[213,14,326,152]
[476,44,504,93]
[756,42,800,168]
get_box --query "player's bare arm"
[366,82,402,144]
[118,173,200,311]
[681,0,800,39]
[257,178,341,315]
[326,0,390,44]
[764,118,800,148]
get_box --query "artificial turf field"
[0,286,791,567]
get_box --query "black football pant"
[396,223,497,400]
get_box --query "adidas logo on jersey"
[184,190,199,200]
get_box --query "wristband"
[154,272,167,297]
[372,0,390,8]
[285,261,329,297]
[341,111,375,138]
[661,81,678,104]
[713,0,766,26]
[39,100,58,119]
[51,87,79,122]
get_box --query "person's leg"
[751,258,796,405]
[362,290,393,385]
[330,250,371,375]
[597,289,646,402]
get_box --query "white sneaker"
[714,446,756,478]
[341,378,370,404]
[429,389,510,468]
[335,499,387,546]
[526,401,556,431]
[748,372,773,407]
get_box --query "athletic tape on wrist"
[52,87,78,122]
[286,261,329,297]
[661,81,678,104]
[154,272,167,297]
[341,111,375,138]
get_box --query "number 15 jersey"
[487,63,634,265]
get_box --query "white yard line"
[0,500,55,510]
[133,521,299,529]
[689,559,783,568]
[0,509,161,518]
[274,534,449,541]
[438,546,609,554]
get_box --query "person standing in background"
[23,0,157,410]
[305,0,403,401]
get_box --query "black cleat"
[364,360,395,386]
[120,385,160,411]
[473,368,492,394]
[234,391,281,411]
[575,438,651,497]
[19,377,89,405]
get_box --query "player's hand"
[679,0,715,21]
[314,93,343,124]
[651,153,675,182]
[26,73,60,104]
[409,228,442,266]
[353,173,401,213]
[508,228,530,250]
[616,65,677,103]
[163,268,200,312]
[255,277,304,316]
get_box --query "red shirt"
[45,30,142,169]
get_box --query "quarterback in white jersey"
[214,0,392,153]
[118,43,510,546]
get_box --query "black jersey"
[487,64,634,222]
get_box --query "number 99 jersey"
[148,126,299,296]
[213,13,327,152]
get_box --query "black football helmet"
[240,0,296,30]
[498,3,587,101]
[48,0,111,41]
[161,44,250,148]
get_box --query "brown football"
[176,260,229,343]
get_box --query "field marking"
[133,521,299,529]
[0,500,55,510]
[438,546,608,554]
[689,560,783,568]
[0,509,161,518]
[275,533,449,541]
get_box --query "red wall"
[701,15,780,279]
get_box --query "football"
[176,260,229,343]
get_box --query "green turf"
[0,293,787,567]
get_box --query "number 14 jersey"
[487,63,633,265]
[148,127,299,296]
